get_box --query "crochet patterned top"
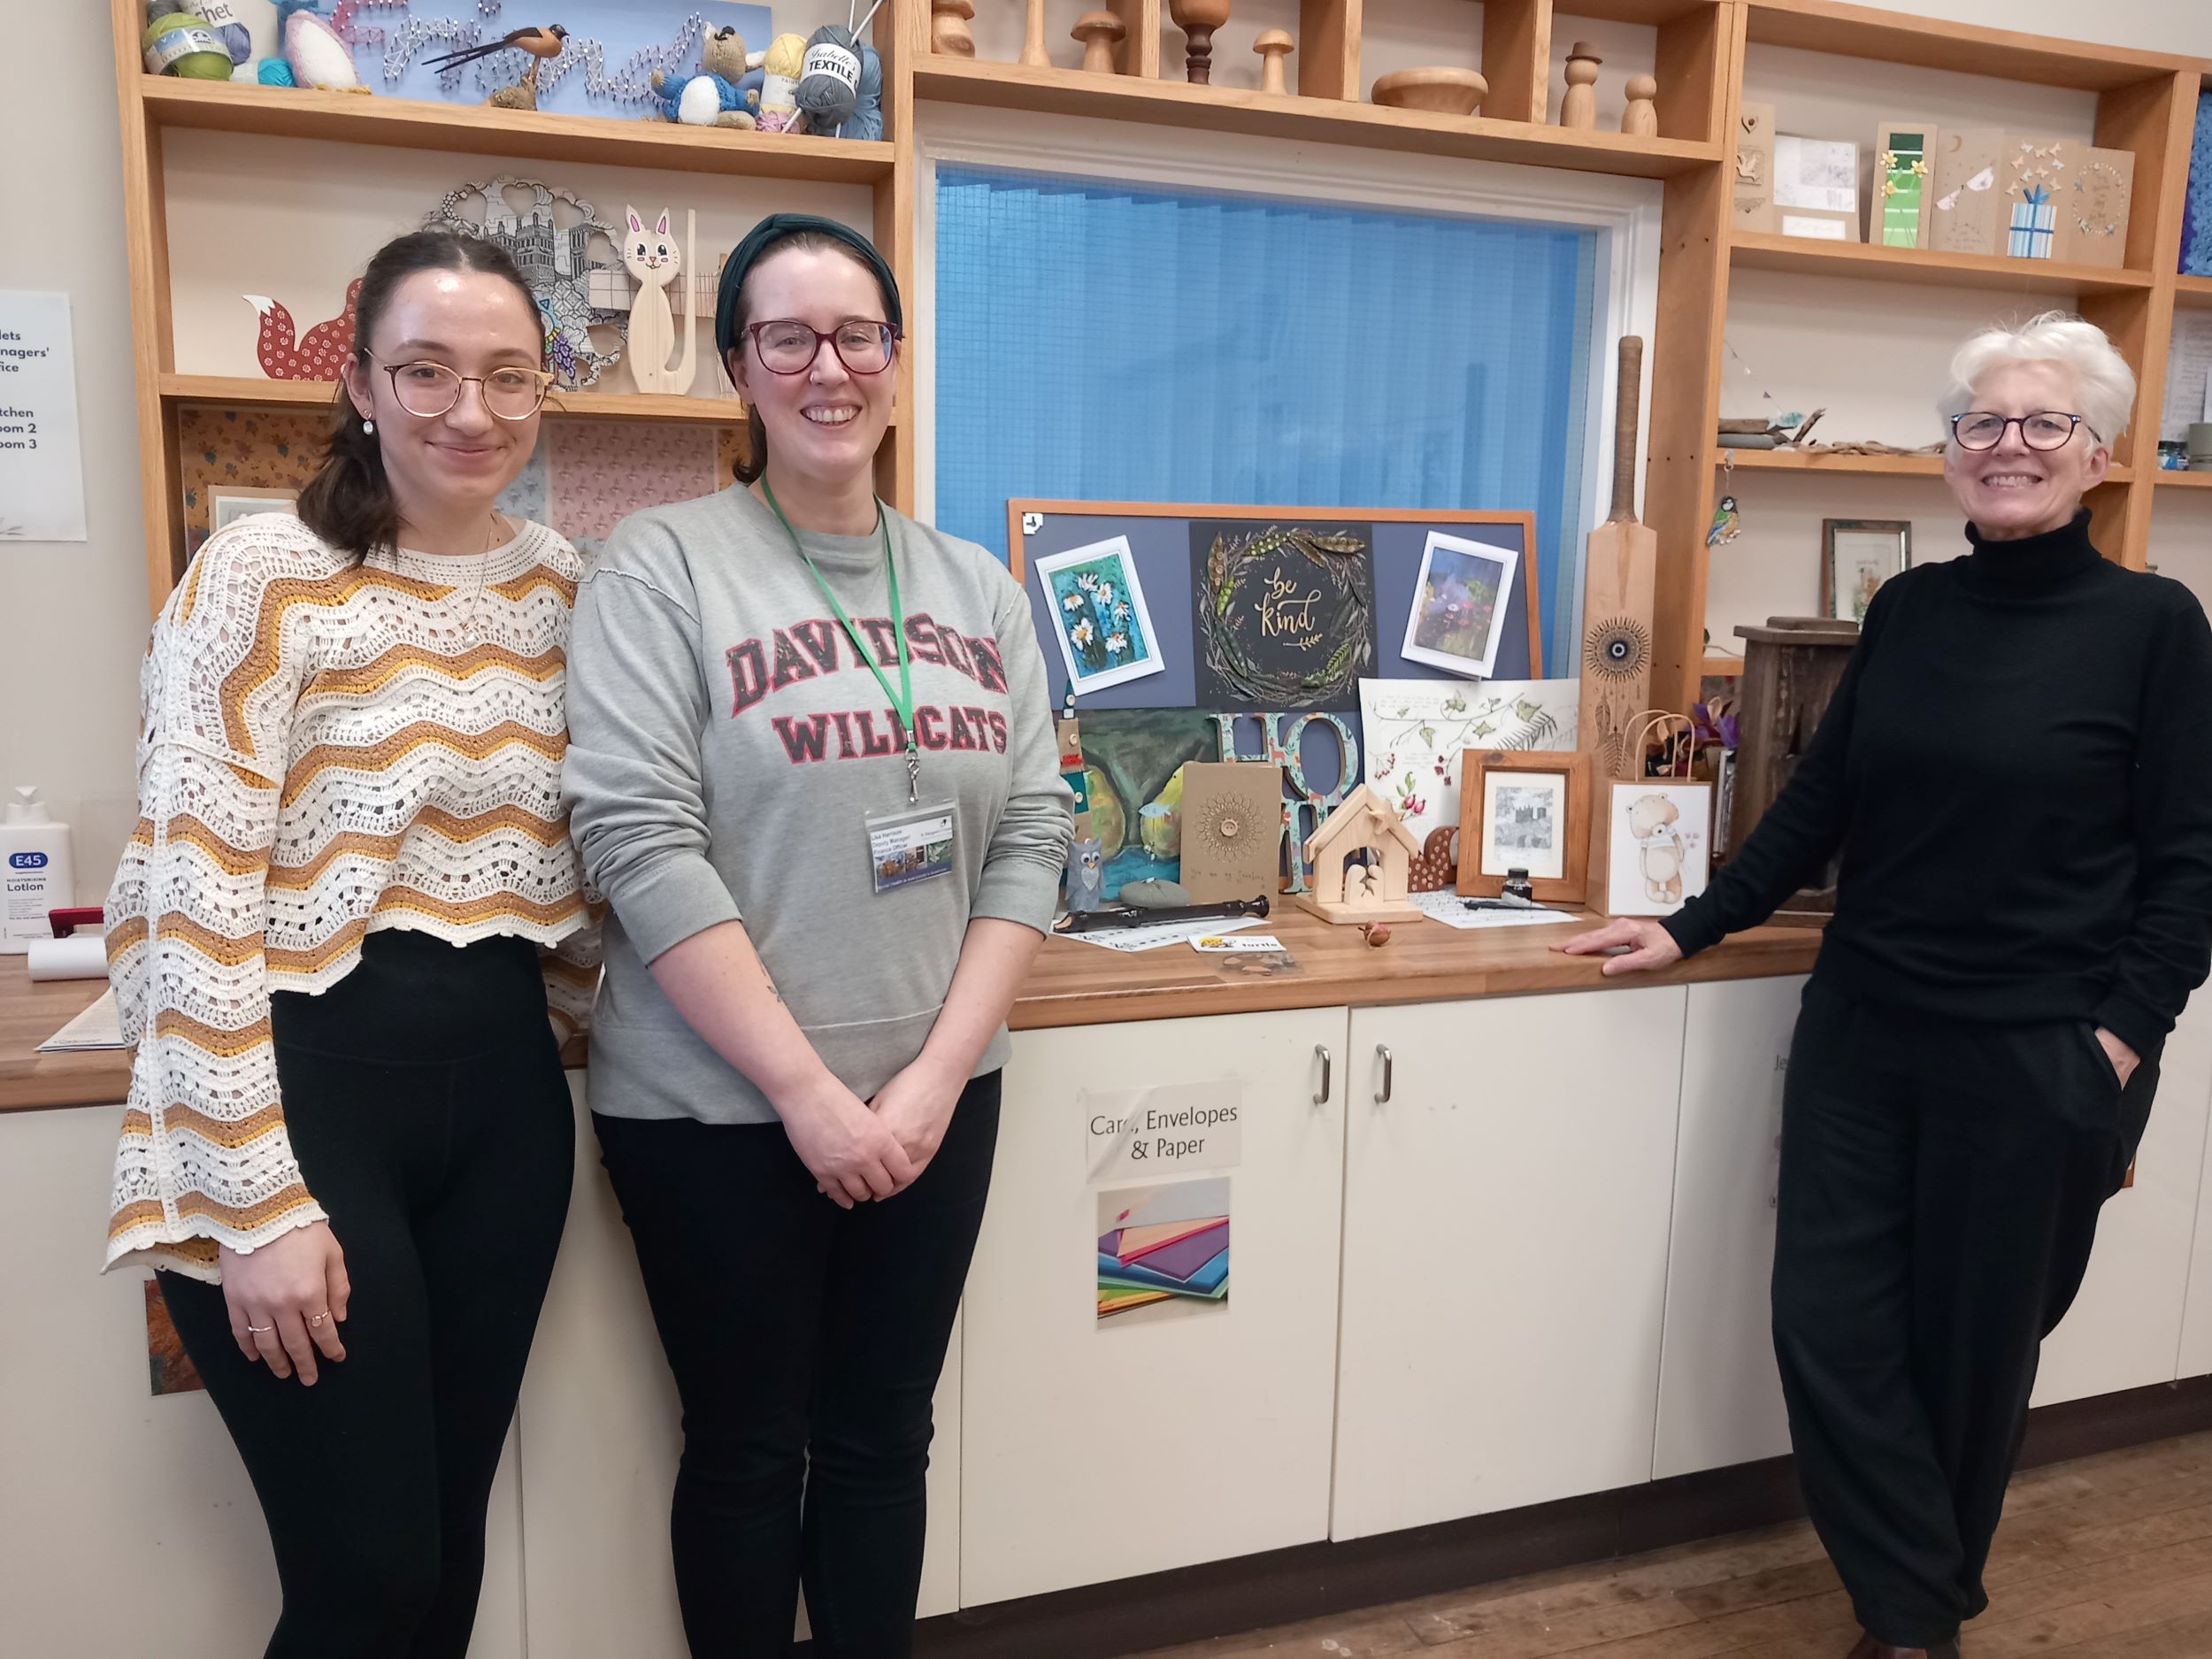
[102,513,601,1283]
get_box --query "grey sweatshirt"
[562,482,1074,1123]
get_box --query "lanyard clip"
[906,741,920,804]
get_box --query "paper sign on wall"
[1085,1079,1244,1184]
[0,291,88,542]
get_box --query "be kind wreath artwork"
[1190,518,1379,711]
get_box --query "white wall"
[11,0,2212,893]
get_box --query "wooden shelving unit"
[106,0,2212,711]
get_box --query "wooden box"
[1728,617,1861,918]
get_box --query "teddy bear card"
[1605,780,1712,917]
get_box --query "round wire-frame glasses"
[373,357,556,421]
[743,319,901,376]
[1948,411,2093,451]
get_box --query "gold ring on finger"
[246,1322,274,1333]
[308,1311,330,1325]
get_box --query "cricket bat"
[1578,334,1659,787]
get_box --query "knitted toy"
[744,33,810,134]
[649,24,757,128]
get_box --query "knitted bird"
[1706,495,1740,547]
[242,280,363,381]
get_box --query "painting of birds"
[1706,495,1740,547]
[242,280,363,382]
[426,24,570,110]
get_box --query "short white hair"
[1938,311,2134,445]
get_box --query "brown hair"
[722,231,893,485]
[296,229,541,558]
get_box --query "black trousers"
[1773,980,2158,1648]
[594,1071,1001,1659]
[161,930,576,1659]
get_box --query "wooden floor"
[1126,1431,2212,1658]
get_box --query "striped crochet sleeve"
[104,526,331,1281]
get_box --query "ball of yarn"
[143,13,235,78]
[844,44,884,141]
[257,55,296,86]
[795,26,862,127]
[283,9,361,89]
[754,32,808,132]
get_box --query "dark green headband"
[713,213,902,361]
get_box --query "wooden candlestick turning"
[1560,41,1600,130]
[1254,28,1294,95]
[1170,0,1231,84]
[1072,9,1126,72]
[930,0,975,55]
[1020,0,1049,67]
[1622,73,1657,136]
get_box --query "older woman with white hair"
[1566,311,2212,1659]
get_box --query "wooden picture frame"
[1821,518,1912,621]
[1455,748,1591,905]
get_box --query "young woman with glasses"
[561,214,1071,1655]
[104,228,598,1658]
[1568,311,2212,1658]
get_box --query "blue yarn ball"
[257,56,296,86]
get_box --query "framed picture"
[209,486,300,532]
[1821,519,1911,621]
[1033,536,1167,696]
[1400,531,1522,680]
[1606,780,1712,918]
[1456,748,1591,904]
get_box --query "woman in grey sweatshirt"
[561,215,1073,1655]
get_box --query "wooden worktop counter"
[0,917,1822,1113]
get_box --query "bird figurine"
[242,280,363,382]
[1706,495,1741,547]
[426,24,569,110]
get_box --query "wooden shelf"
[2154,470,2212,488]
[1717,448,2135,484]
[1700,653,1744,680]
[2177,275,2212,311]
[161,373,757,426]
[137,76,895,184]
[911,58,1720,180]
[1730,232,2155,297]
[1741,0,2192,91]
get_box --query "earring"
[363,418,375,434]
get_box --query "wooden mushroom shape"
[1254,28,1294,95]
[930,0,976,56]
[1169,0,1230,84]
[1071,9,1125,73]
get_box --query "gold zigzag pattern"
[157,814,273,877]
[278,721,567,808]
[217,565,451,754]
[303,641,565,700]
[267,803,575,889]
[154,1008,273,1056]
[150,911,264,967]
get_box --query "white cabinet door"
[1653,976,1805,1479]
[2183,998,2212,1377]
[516,1077,961,1659]
[1332,987,1686,1541]
[962,1009,1348,1606]
[2039,994,2212,1403]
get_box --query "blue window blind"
[933,165,1600,670]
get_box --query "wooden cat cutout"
[623,205,698,396]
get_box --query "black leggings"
[594,1072,1000,1659]
[161,929,575,1659]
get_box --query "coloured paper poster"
[1096,1177,1231,1326]
[0,290,87,541]
[1358,677,1580,848]
[1085,1079,1244,1184]
[548,419,718,553]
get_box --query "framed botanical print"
[1455,748,1591,905]
[1821,519,1911,622]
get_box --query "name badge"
[867,801,958,894]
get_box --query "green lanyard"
[762,480,919,803]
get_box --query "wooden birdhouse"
[1294,784,1425,925]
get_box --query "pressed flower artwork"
[1034,536,1166,695]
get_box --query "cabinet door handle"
[1374,1044,1394,1104]
[1312,1044,1332,1106]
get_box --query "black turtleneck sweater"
[1665,511,2212,1059]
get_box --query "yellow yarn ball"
[763,32,810,77]
[144,13,234,79]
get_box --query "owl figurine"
[1706,495,1741,547]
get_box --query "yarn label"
[803,42,861,92]
[144,24,223,72]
